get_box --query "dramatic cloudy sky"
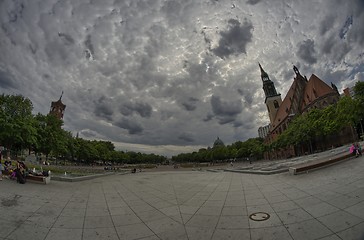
[0,0,363,156]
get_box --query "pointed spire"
[259,63,269,81]
[59,91,64,100]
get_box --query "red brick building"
[260,65,352,160]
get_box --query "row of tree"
[171,137,265,163]
[0,94,166,165]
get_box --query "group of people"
[0,159,28,183]
[350,143,362,157]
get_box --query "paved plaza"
[1,155,364,240]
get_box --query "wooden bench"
[26,175,51,184]
[289,152,355,175]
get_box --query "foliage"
[0,94,36,155]
[271,93,363,150]
[171,137,265,163]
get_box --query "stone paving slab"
[1,155,364,240]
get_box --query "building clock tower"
[259,63,282,124]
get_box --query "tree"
[34,113,67,160]
[0,94,35,157]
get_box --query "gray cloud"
[94,96,114,121]
[58,33,75,45]
[246,0,262,5]
[0,70,17,89]
[319,14,336,36]
[212,19,253,59]
[114,118,143,135]
[210,95,243,125]
[120,101,152,118]
[178,133,195,143]
[84,34,95,60]
[181,97,199,111]
[297,39,317,64]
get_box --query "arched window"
[274,100,279,109]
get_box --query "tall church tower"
[49,92,66,120]
[259,63,282,124]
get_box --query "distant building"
[258,124,270,139]
[342,86,355,97]
[213,137,225,148]
[259,64,352,159]
[49,92,66,120]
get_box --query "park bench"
[26,174,51,184]
[289,152,354,175]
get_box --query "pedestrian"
[355,143,362,156]
[349,143,356,157]
[0,160,3,180]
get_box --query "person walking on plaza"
[349,143,356,157]
[355,143,362,156]
[0,160,3,181]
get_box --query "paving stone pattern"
[1,155,364,240]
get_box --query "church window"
[274,100,279,108]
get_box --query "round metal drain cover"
[249,212,270,221]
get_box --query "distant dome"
[213,137,225,147]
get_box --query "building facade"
[260,65,352,159]
[258,124,270,139]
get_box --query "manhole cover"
[249,212,270,221]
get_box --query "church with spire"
[258,64,351,159]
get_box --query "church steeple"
[259,63,279,100]
[259,64,282,124]
[259,63,270,82]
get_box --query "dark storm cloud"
[297,39,317,64]
[246,0,262,5]
[58,33,75,45]
[94,105,113,121]
[0,70,17,89]
[212,19,253,59]
[339,15,353,40]
[282,68,294,82]
[84,34,95,59]
[349,3,364,46]
[321,36,336,55]
[210,95,243,124]
[7,2,24,23]
[237,88,254,105]
[319,15,336,36]
[181,97,199,111]
[114,118,143,135]
[178,133,195,143]
[203,113,214,122]
[94,96,114,121]
[233,121,243,128]
[120,101,152,118]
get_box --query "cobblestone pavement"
[1,154,364,240]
